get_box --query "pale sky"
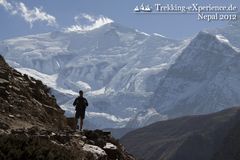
[0,0,239,40]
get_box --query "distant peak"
[191,31,219,44]
[64,15,114,33]
[194,31,232,47]
[196,31,214,38]
[185,31,238,56]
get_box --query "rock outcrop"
[0,128,134,160]
[0,55,135,160]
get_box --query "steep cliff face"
[0,55,135,160]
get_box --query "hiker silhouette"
[73,90,88,131]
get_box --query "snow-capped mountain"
[0,22,187,128]
[3,20,239,129]
[207,18,240,50]
[150,31,240,118]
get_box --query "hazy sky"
[0,0,239,40]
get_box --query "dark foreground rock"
[0,55,135,160]
[0,127,135,160]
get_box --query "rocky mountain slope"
[0,55,135,160]
[121,107,240,160]
[150,31,240,118]
[0,55,67,130]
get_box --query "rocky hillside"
[0,55,67,130]
[0,128,135,160]
[121,107,240,160]
[0,55,135,160]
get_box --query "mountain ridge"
[121,106,240,160]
